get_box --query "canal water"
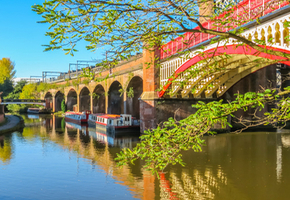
[0,114,290,200]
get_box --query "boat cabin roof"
[66,110,91,115]
[99,114,120,119]
[90,113,105,116]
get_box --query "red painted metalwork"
[158,44,290,97]
[160,0,289,60]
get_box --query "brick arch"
[108,80,123,114]
[125,76,143,119]
[44,91,53,99]
[159,44,290,98]
[67,88,78,111]
[79,86,91,112]
[78,84,92,96]
[44,91,53,111]
[55,91,65,112]
[125,75,143,91]
[92,84,106,114]
[45,89,58,97]
[89,81,106,93]
[64,86,77,97]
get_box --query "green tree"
[0,80,13,97]
[32,0,290,173]
[19,83,38,99]
[61,99,66,113]
[5,80,27,99]
[5,80,27,112]
[0,58,16,84]
[32,0,288,61]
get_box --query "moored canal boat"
[93,114,140,135]
[65,110,91,124]
[88,113,105,127]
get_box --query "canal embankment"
[0,114,24,135]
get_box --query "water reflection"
[24,115,150,199]
[0,135,12,164]
[1,115,290,199]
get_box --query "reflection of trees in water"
[0,135,12,164]
[22,127,41,141]
[160,167,228,200]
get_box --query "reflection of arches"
[55,91,64,112]
[79,87,91,112]
[67,89,77,111]
[44,92,53,110]
[126,76,143,119]
[93,84,106,114]
[108,81,123,114]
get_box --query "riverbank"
[0,114,24,135]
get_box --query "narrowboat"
[88,113,105,127]
[92,114,140,134]
[65,110,91,124]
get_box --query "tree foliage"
[5,80,27,99]
[32,0,287,63]
[0,80,13,98]
[5,80,27,112]
[61,99,66,112]
[0,58,16,84]
[19,83,38,99]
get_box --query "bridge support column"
[140,46,160,133]
[90,92,93,113]
[77,94,80,112]
[105,92,108,114]
[65,96,68,111]
[52,95,56,113]
[123,91,127,114]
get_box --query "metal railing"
[1,99,45,105]
[160,0,289,60]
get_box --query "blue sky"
[0,1,103,78]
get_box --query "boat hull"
[88,120,97,127]
[95,123,140,136]
[65,116,87,124]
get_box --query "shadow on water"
[1,114,290,199]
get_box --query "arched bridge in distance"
[1,99,46,106]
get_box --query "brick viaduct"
[41,48,163,133]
